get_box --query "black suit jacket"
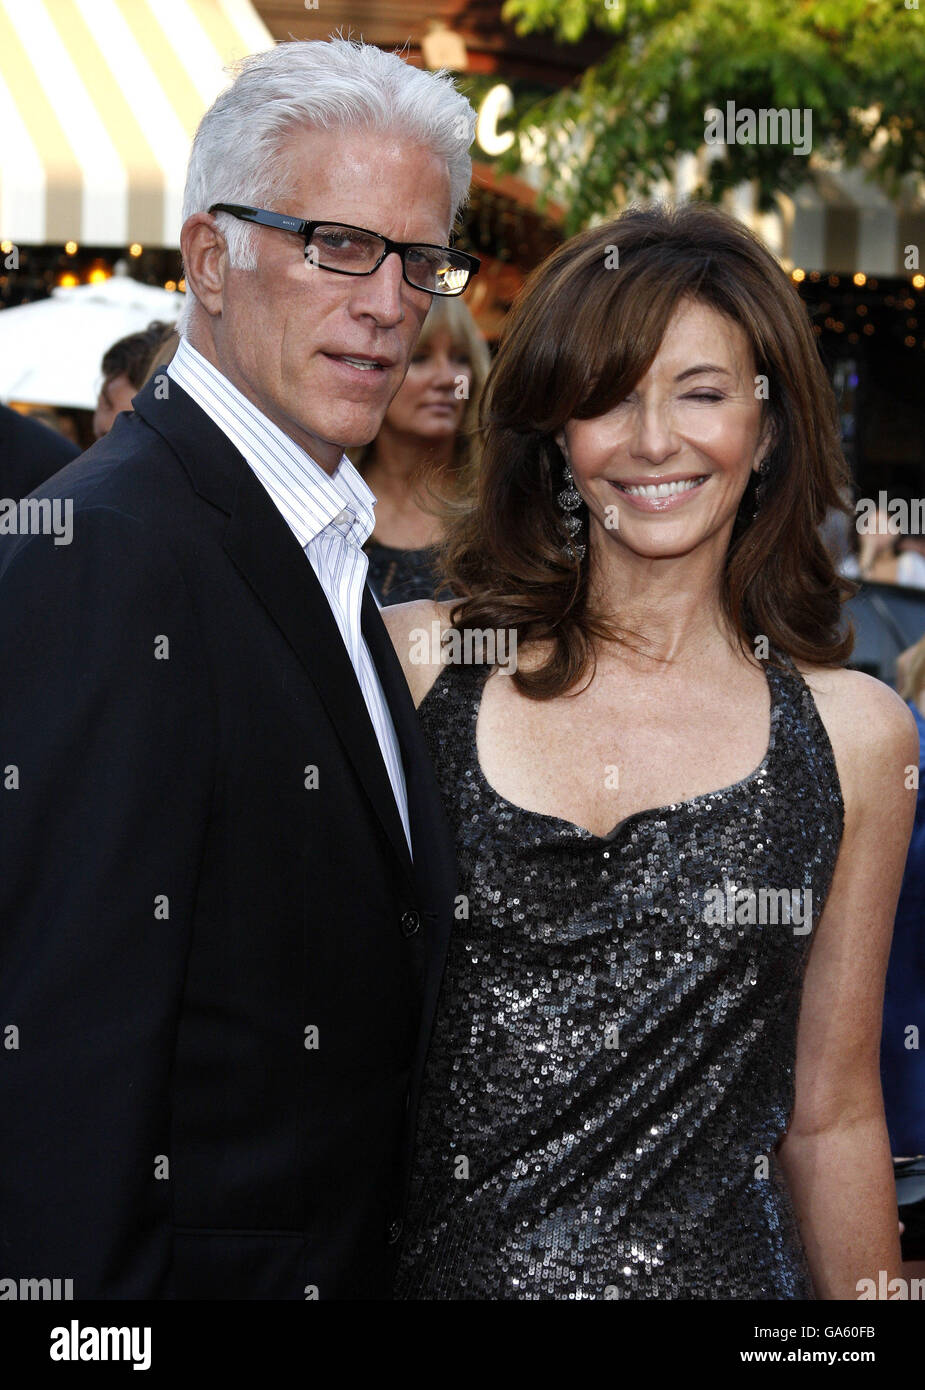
[0,377,456,1299]
[0,402,79,497]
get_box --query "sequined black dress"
[395,656,843,1300]
[363,540,453,606]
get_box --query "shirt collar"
[167,337,377,550]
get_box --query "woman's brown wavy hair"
[442,202,856,698]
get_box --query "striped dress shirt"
[166,336,412,855]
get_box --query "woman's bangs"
[573,256,707,420]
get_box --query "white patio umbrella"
[0,271,183,409]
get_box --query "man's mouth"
[324,353,391,372]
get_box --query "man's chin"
[280,405,378,464]
[318,408,387,453]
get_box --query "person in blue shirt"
[881,633,925,1160]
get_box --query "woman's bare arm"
[777,668,918,1298]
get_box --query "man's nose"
[349,250,408,326]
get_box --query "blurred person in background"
[881,631,925,1268]
[141,324,181,387]
[26,406,81,448]
[0,401,78,498]
[352,296,489,604]
[93,319,176,439]
[857,493,925,588]
[882,535,925,588]
[820,484,862,579]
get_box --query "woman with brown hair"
[384,203,918,1299]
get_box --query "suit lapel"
[222,467,415,884]
[133,377,415,885]
[361,588,457,920]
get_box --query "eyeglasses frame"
[207,203,480,296]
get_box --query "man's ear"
[180,213,227,318]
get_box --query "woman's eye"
[684,391,724,402]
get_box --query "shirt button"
[387,1219,403,1245]
[400,910,421,937]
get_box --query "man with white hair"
[0,38,476,1299]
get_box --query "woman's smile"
[608,473,710,511]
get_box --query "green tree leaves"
[495,0,925,232]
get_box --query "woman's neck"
[363,427,454,550]
[364,426,456,495]
[587,527,740,669]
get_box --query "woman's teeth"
[617,477,706,498]
[338,357,382,370]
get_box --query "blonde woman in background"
[352,295,490,604]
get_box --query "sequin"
[394,655,844,1300]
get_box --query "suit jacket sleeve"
[0,505,214,1297]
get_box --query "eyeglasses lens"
[307,225,470,295]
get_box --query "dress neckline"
[422,655,783,844]
[364,538,437,559]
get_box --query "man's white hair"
[176,37,477,334]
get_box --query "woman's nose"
[628,402,680,465]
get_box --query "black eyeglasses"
[209,203,480,297]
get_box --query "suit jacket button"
[400,909,420,937]
[387,1218,403,1244]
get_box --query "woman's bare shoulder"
[381,599,455,707]
[797,663,916,741]
[795,662,919,811]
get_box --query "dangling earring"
[752,457,771,519]
[556,461,586,561]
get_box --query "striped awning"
[0,0,273,249]
[665,150,925,278]
[731,169,925,278]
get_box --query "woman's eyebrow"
[675,364,733,380]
